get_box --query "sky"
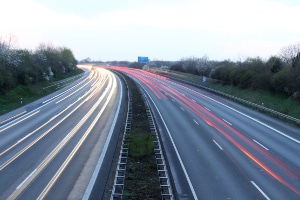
[1,0,300,62]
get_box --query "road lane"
[0,66,125,199]
[111,67,300,200]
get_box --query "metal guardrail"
[143,94,174,200]
[111,81,132,199]
[164,74,300,125]
[110,70,174,199]
[42,73,84,90]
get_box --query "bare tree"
[0,33,18,53]
[279,43,300,65]
[196,55,211,76]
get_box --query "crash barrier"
[143,94,174,200]
[164,75,300,125]
[111,87,132,199]
[43,73,84,90]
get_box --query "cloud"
[1,0,300,60]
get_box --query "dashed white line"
[253,139,269,151]
[222,119,232,126]
[0,111,27,125]
[251,181,271,200]
[180,107,185,111]
[191,98,196,102]
[213,140,223,150]
[204,107,210,111]
[171,99,175,102]
[193,119,199,125]
[178,83,300,144]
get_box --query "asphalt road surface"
[111,66,300,200]
[0,66,125,199]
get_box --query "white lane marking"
[222,119,232,126]
[180,107,185,111]
[213,140,223,150]
[0,111,27,125]
[9,69,113,199]
[191,98,196,102]
[204,107,210,111]
[251,181,271,200]
[171,98,175,102]
[139,84,199,200]
[16,169,37,190]
[0,76,93,132]
[83,72,123,199]
[193,119,199,125]
[181,85,300,144]
[0,110,40,133]
[253,139,269,151]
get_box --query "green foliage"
[167,43,300,101]
[270,68,289,95]
[209,54,300,100]
[127,134,154,158]
[0,39,78,94]
[267,56,283,73]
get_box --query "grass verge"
[157,69,300,120]
[0,69,83,115]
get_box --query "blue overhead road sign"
[138,56,149,63]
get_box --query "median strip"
[110,71,173,199]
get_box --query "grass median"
[121,74,161,199]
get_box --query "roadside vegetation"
[165,43,300,101]
[0,34,82,115]
[157,69,300,120]
[121,74,161,199]
[139,43,300,119]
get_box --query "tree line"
[169,44,300,100]
[0,35,78,94]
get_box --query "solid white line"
[253,139,269,151]
[251,181,271,200]
[139,83,198,200]
[193,119,199,125]
[82,73,123,200]
[16,169,37,190]
[213,140,223,150]
[180,85,300,144]
[39,73,118,200]
[222,119,232,126]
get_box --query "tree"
[129,62,144,69]
[280,43,300,65]
[211,60,236,84]
[267,56,284,73]
[196,55,211,76]
[170,61,184,72]
[181,57,199,75]
[270,68,289,95]
[59,47,77,72]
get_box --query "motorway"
[110,66,300,200]
[0,66,125,199]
